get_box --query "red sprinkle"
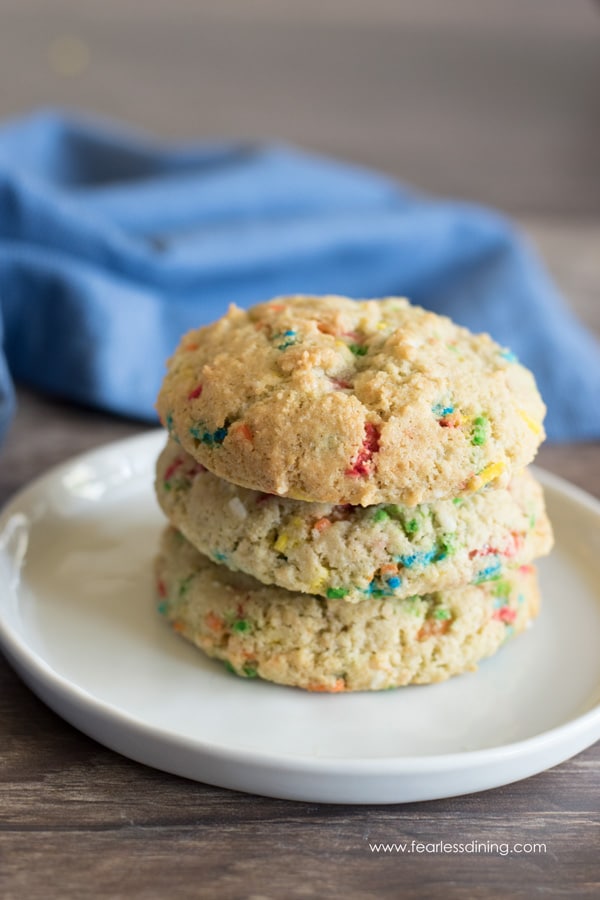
[330,377,352,390]
[439,413,462,428]
[469,545,501,559]
[205,611,224,632]
[187,461,207,476]
[164,457,184,482]
[493,606,517,624]
[187,384,203,400]
[157,578,167,598]
[237,423,253,442]
[313,517,332,532]
[345,423,380,477]
[503,531,525,559]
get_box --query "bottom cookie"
[155,527,540,692]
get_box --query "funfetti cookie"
[156,296,546,506]
[155,527,541,693]
[155,439,553,603]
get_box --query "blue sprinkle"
[190,424,228,445]
[166,413,175,433]
[517,593,525,605]
[398,548,438,569]
[474,559,502,583]
[213,551,227,562]
[360,580,394,598]
[432,403,454,418]
[500,349,518,363]
[276,329,298,350]
[386,576,401,589]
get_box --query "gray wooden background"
[2,0,600,214]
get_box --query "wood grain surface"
[1,2,599,897]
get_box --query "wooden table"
[1,3,599,896]
[1,229,599,897]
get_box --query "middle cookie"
[156,439,553,603]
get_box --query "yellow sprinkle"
[309,577,327,594]
[287,488,316,501]
[334,340,347,350]
[518,408,542,435]
[290,517,305,529]
[273,534,288,553]
[377,321,389,330]
[467,461,506,492]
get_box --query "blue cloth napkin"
[0,110,598,444]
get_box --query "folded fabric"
[0,110,598,443]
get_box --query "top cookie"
[157,295,546,506]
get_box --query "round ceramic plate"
[0,431,598,804]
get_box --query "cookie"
[156,439,553,602]
[156,295,545,506]
[155,526,541,692]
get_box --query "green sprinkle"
[452,497,463,506]
[224,661,237,675]
[471,415,489,446]
[404,518,419,535]
[242,663,258,678]
[373,508,389,522]
[438,532,457,557]
[326,587,349,599]
[178,575,193,597]
[157,601,168,616]
[433,609,451,620]
[349,344,368,356]
[404,596,422,616]
[493,580,512,599]
[232,619,251,634]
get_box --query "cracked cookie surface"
[157,296,546,505]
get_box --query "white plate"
[0,432,598,804]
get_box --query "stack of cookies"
[154,296,553,692]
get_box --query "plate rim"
[0,430,599,779]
